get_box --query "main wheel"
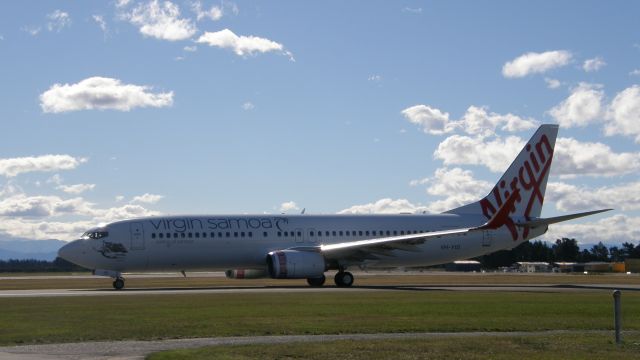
[334,271,354,287]
[113,278,125,290]
[307,275,326,287]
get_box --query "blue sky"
[0,1,639,246]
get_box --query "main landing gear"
[112,277,125,290]
[334,271,354,287]
[307,275,326,287]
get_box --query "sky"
[0,1,639,247]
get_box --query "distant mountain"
[0,235,67,261]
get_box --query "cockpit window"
[82,230,109,239]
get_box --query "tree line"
[476,238,640,269]
[0,258,87,272]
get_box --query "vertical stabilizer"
[446,124,559,221]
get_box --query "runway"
[1,283,639,298]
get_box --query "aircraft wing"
[311,190,522,264]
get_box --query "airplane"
[58,124,610,290]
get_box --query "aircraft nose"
[58,239,86,265]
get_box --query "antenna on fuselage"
[301,208,306,214]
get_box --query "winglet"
[475,188,520,230]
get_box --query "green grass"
[146,333,640,360]
[1,291,639,346]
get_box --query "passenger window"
[159,233,163,239]
[318,231,322,237]
[174,233,179,238]
[195,232,200,238]
[332,231,336,236]
[386,230,390,236]
[152,233,156,239]
[263,232,268,237]
[181,233,186,238]
[366,231,370,236]
[218,232,223,238]
[278,231,282,237]
[393,231,397,235]
[188,233,193,238]
[339,231,343,236]
[234,232,238,238]
[372,231,376,236]
[249,232,253,237]
[241,232,245,237]
[325,231,329,236]
[297,231,302,237]
[400,231,405,235]
[166,233,171,238]
[310,231,315,236]
[226,232,230,237]
[345,231,350,236]
[359,231,363,236]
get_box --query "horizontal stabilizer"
[516,209,613,228]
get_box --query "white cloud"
[57,184,96,194]
[47,10,71,32]
[196,29,293,60]
[458,105,538,136]
[604,85,640,143]
[131,193,164,204]
[184,45,197,52]
[116,0,132,8]
[0,155,86,177]
[92,15,108,35]
[402,7,423,14]
[415,168,492,213]
[0,35,4,40]
[280,201,300,213]
[548,181,640,212]
[242,102,255,111]
[40,76,173,113]
[0,194,94,218]
[545,78,561,89]
[553,137,640,178]
[630,69,640,76]
[191,1,222,21]
[401,105,455,135]
[543,214,640,246]
[502,50,572,78]
[434,134,525,173]
[126,0,197,41]
[0,218,96,241]
[368,74,382,82]
[339,199,429,215]
[22,26,41,36]
[548,83,604,127]
[582,57,606,72]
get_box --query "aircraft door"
[130,222,145,250]
[482,230,492,247]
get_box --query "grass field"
[1,291,638,346]
[147,333,640,360]
[0,272,638,290]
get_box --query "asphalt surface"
[1,283,639,298]
[0,330,622,360]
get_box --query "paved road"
[1,283,639,298]
[0,330,622,360]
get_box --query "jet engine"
[224,269,268,279]
[266,250,327,279]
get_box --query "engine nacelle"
[266,250,327,279]
[224,269,267,279]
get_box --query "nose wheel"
[112,277,125,290]
[334,271,354,287]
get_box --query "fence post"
[613,290,622,344]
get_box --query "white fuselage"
[60,213,546,273]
